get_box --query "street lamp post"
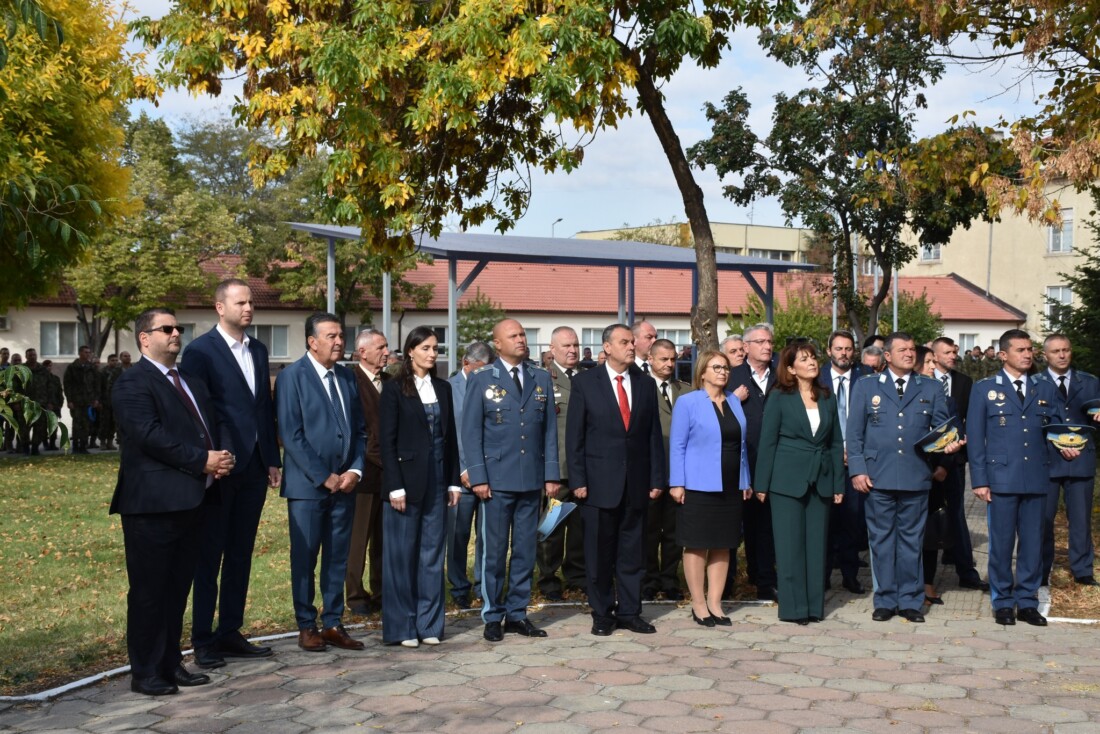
[551,217,563,238]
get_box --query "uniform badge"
[999,416,1007,427]
[871,395,881,407]
[486,386,506,403]
[495,411,504,425]
[987,390,997,401]
[998,392,1005,401]
[535,385,547,402]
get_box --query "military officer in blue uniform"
[462,319,560,642]
[847,332,955,623]
[1036,334,1098,587]
[968,329,1079,627]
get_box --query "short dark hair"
[931,336,955,349]
[915,345,933,370]
[998,329,1031,353]
[602,323,631,346]
[828,330,855,349]
[883,331,914,352]
[215,278,249,302]
[305,312,341,342]
[862,334,880,349]
[651,338,676,355]
[134,308,175,347]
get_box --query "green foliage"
[458,288,505,354]
[0,365,68,451]
[1046,190,1100,374]
[877,289,943,347]
[729,286,833,350]
[608,218,690,247]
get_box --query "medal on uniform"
[495,410,504,424]
[999,416,1006,427]
[998,392,1005,401]
[987,390,997,401]
[486,385,505,403]
[871,395,881,407]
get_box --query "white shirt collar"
[606,363,629,381]
[933,368,950,381]
[1048,368,1071,383]
[216,323,249,351]
[306,351,336,380]
[358,363,380,383]
[887,367,909,385]
[141,354,176,375]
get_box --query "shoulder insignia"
[878,373,887,384]
[472,365,493,375]
[994,375,1003,385]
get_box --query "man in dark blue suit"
[181,279,282,669]
[111,308,235,695]
[817,329,867,594]
[276,313,368,651]
[969,329,1078,626]
[463,319,559,641]
[566,323,665,636]
[1037,334,1098,587]
[847,332,954,623]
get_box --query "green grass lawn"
[0,453,295,696]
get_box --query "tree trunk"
[630,53,719,352]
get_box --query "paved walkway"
[3,497,1097,733]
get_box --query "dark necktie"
[565,368,574,380]
[326,370,350,461]
[511,366,522,394]
[168,369,212,450]
[642,362,650,375]
[895,377,905,399]
[1014,379,1025,402]
[616,375,631,429]
[660,381,671,408]
[940,374,950,397]
[1058,375,1068,400]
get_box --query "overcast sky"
[123,2,1043,238]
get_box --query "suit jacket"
[846,371,949,491]
[549,364,586,483]
[110,357,230,515]
[275,355,367,500]
[565,363,665,509]
[754,390,844,499]
[447,370,470,473]
[462,359,560,491]
[816,364,866,440]
[1035,369,1099,479]
[946,369,973,465]
[654,377,688,481]
[378,377,461,503]
[352,365,389,493]
[180,327,280,475]
[668,388,751,492]
[729,360,777,475]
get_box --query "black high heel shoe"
[692,610,715,627]
[707,607,732,626]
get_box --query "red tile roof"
[29,256,1024,323]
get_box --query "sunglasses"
[145,325,185,336]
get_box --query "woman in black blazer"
[378,327,461,647]
[754,340,844,624]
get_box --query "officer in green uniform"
[98,353,123,450]
[63,345,100,453]
[19,348,52,455]
[41,360,64,450]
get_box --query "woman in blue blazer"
[378,327,461,647]
[669,349,753,627]
[754,340,844,624]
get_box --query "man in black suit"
[818,330,868,593]
[181,279,283,669]
[111,308,235,696]
[566,323,665,636]
[931,337,987,591]
[727,323,778,601]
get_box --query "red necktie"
[616,375,630,430]
[168,369,213,450]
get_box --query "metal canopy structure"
[288,222,817,363]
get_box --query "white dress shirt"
[391,373,461,500]
[606,363,632,409]
[305,352,361,478]
[143,355,213,487]
[887,368,909,394]
[216,324,256,395]
[933,368,951,397]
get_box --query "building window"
[656,329,693,350]
[525,328,541,355]
[40,322,85,357]
[343,325,372,354]
[581,328,603,356]
[958,333,978,352]
[246,324,290,358]
[860,257,883,276]
[920,243,941,261]
[748,248,792,262]
[427,326,448,355]
[1048,208,1074,253]
[1046,286,1073,322]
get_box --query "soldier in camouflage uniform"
[63,345,100,454]
[42,360,64,451]
[18,349,52,455]
[98,353,123,450]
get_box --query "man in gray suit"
[276,313,368,652]
[463,319,560,641]
[536,326,587,602]
[446,341,494,609]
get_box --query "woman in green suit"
[754,340,845,624]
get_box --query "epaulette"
[472,365,493,374]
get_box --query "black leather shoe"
[994,608,1016,625]
[348,602,371,616]
[898,609,925,623]
[959,577,990,592]
[193,645,226,669]
[641,589,657,602]
[451,595,470,609]
[1075,575,1099,586]
[707,607,732,626]
[925,596,944,605]
[218,631,273,658]
[172,665,211,687]
[871,607,895,622]
[1017,608,1048,626]
[756,586,778,601]
[663,588,685,601]
[842,577,865,594]
[591,620,614,636]
[504,619,547,637]
[483,621,503,642]
[542,590,565,603]
[131,676,178,696]
[692,610,715,627]
[616,616,656,634]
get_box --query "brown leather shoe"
[297,627,327,652]
[321,625,365,650]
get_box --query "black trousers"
[644,491,681,593]
[536,484,587,594]
[581,500,646,622]
[192,450,268,648]
[122,507,203,680]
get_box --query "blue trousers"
[382,488,447,643]
[865,489,928,612]
[988,493,1044,611]
[480,489,540,623]
[287,492,354,630]
[446,488,482,600]
[1042,477,1095,580]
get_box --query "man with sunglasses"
[110,308,236,695]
